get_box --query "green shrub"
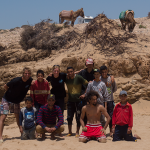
[139,25,146,29]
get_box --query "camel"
[59,8,84,26]
[120,10,136,32]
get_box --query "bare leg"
[79,138,87,143]
[134,134,141,139]
[0,115,7,140]
[51,133,55,140]
[76,126,80,136]
[14,113,20,128]
[99,138,107,143]
[109,128,113,137]
[68,125,72,135]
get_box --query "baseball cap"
[93,69,100,73]
[47,94,55,100]
[119,90,127,96]
[86,58,94,65]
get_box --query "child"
[100,65,117,137]
[30,70,50,112]
[112,90,141,142]
[19,97,37,140]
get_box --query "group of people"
[0,58,141,144]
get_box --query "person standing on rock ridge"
[100,65,117,137]
[65,66,88,137]
[0,67,33,143]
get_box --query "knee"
[79,138,87,143]
[59,125,65,132]
[99,138,107,143]
[36,125,43,133]
[0,115,7,122]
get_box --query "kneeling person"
[19,97,37,140]
[79,91,111,143]
[112,91,141,142]
[36,94,64,140]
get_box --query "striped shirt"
[36,104,63,129]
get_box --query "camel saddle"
[119,10,134,20]
[61,10,74,18]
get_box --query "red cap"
[86,58,93,65]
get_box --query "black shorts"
[113,125,137,142]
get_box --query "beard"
[93,103,97,106]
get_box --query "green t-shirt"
[66,75,88,102]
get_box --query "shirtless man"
[79,91,111,143]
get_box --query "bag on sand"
[61,10,73,18]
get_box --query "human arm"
[75,69,84,75]
[80,106,86,128]
[55,107,64,130]
[102,83,109,106]
[100,105,111,130]
[111,76,117,93]
[30,85,35,105]
[128,105,133,131]
[4,78,17,91]
[4,84,9,91]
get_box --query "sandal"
[66,134,72,137]
[75,134,79,138]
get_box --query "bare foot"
[134,134,141,139]
[110,132,113,138]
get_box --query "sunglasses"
[53,65,60,67]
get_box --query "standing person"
[65,67,88,137]
[46,65,66,114]
[79,91,111,143]
[19,97,37,140]
[30,70,50,112]
[100,65,117,137]
[36,94,64,140]
[112,91,141,142]
[0,67,33,143]
[85,69,109,127]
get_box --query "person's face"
[89,96,97,106]
[26,100,32,108]
[119,94,127,103]
[101,69,108,78]
[67,69,74,78]
[47,98,55,107]
[94,72,101,79]
[23,70,31,81]
[53,68,60,78]
[86,64,93,70]
[37,73,44,82]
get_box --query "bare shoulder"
[97,104,105,111]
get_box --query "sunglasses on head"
[53,65,60,67]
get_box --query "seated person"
[79,91,111,143]
[112,90,141,142]
[19,97,37,140]
[36,94,64,140]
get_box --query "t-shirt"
[19,107,37,130]
[3,77,33,104]
[100,76,117,102]
[46,73,66,99]
[78,69,95,94]
[65,75,88,102]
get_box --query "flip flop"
[75,134,79,138]
[66,134,72,137]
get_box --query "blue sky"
[0,0,150,29]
